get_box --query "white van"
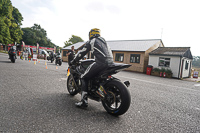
[32,48,49,58]
[32,48,48,55]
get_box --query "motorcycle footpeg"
[124,81,130,87]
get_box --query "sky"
[11,0,200,56]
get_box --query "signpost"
[33,54,37,61]
[193,71,199,78]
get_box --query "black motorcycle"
[51,56,54,63]
[48,53,55,63]
[67,59,131,116]
[9,49,16,63]
[55,54,62,66]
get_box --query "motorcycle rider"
[71,28,114,107]
[8,46,17,59]
[50,50,54,61]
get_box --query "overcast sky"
[11,0,200,56]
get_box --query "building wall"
[149,55,193,78]
[112,51,145,72]
[62,40,163,73]
[149,55,183,78]
[144,41,164,72]
[62,49,69,62]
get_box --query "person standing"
[66,46,75,66]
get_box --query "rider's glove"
[70,59,76,66]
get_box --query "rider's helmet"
[89,28,100,40]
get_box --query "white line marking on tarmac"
[61,78,67,81]
[194,84,200,86]
[116,75,200,92]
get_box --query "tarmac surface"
[183,77,200,82]
[1,52,200,133]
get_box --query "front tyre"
[67,75,78,96]
[102,80,131,116]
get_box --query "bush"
[152,68,160,72]
[165,69,172,74]
[152,67,172,74]
[160,67,166,72]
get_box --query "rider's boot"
[75,91,88,107]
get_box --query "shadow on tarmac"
[0,60,12,63]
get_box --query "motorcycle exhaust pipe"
[124,81,130,87]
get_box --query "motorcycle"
[67,59,131,116]
[9,49,16,63]
[48,53,55,63]
[51,56,54,63]
[55,54,62,66]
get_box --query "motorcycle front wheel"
[67,75,78,96]
[102,80,131,116]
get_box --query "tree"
[0,0,23,44]
[21,27,36,45]
[9,7,23,43]
[0,17,12,44]
[21,24,56,48]
[0,0,13,44]
[192,56,200,68]
[64,35,84,48]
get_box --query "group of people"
[67,28,114,108]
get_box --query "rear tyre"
[67,75,78,96]
[11,56,15,63]
[102,80,131,116]
[59,60,62,66]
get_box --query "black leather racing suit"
[73,36,113,91]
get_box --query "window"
[185,60,189,70]
[115,53,124,62]
[159,57,170,67]
[63,51,67,56]
[130,54,140,63]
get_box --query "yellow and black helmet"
[89,28,100,40]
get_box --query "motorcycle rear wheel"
[59,61,62,66]
[67,75,78,96]
[11,56,15,63]
[102,80,131,116]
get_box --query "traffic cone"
[29,60,30,62]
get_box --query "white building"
[148,47,193,79]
